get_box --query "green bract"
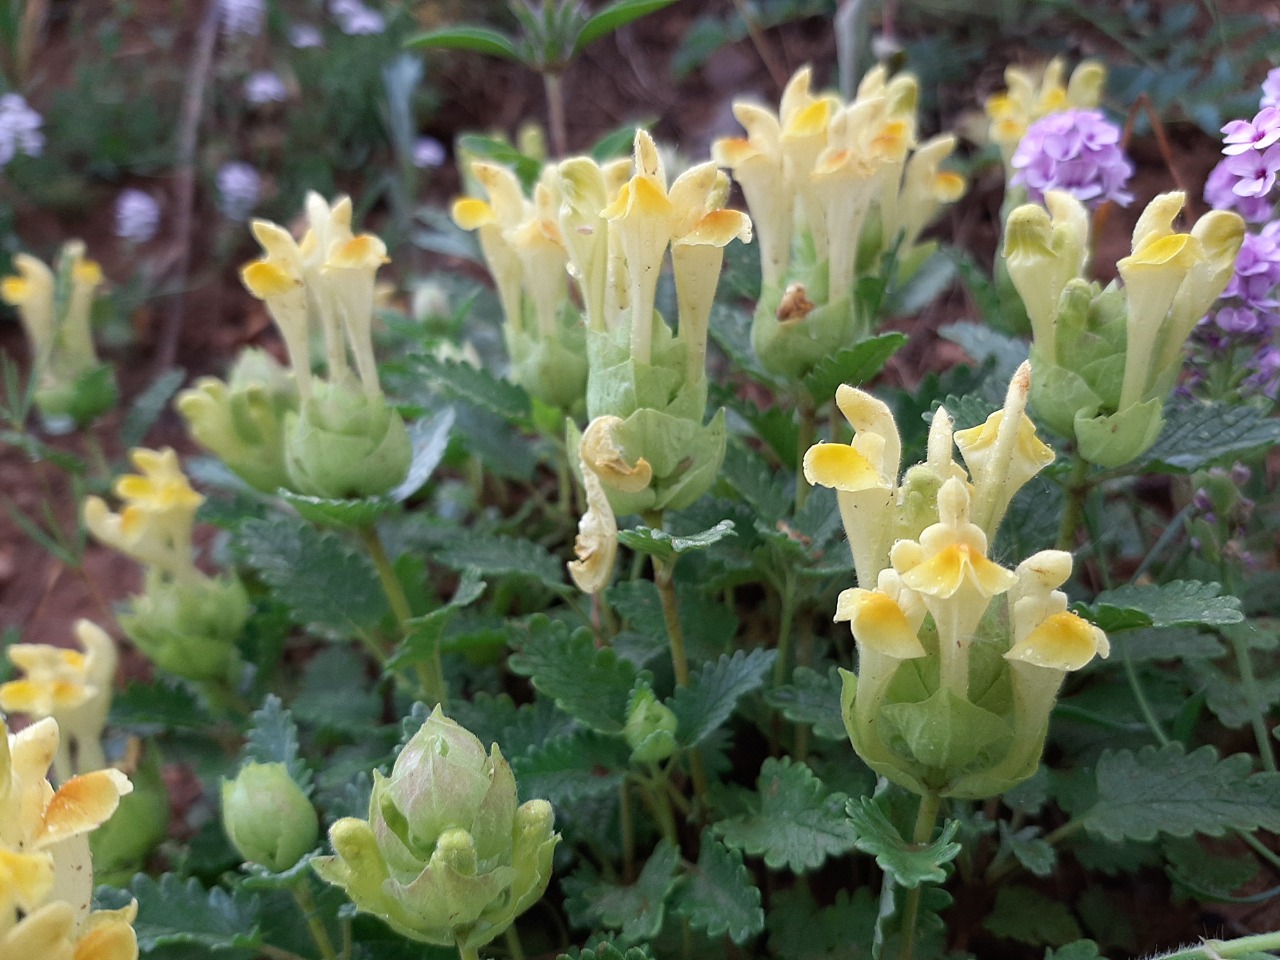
[221,761,319,872]
[313,707,558,950]
[118,570,249,683]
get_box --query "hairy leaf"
[673,831,764,944]
[292,648,380,734]
[1079,580,1243,633]
[1140,401,1280,473]
[563,840,680,945]
[670,648,775,747]
[410,353,531,422]
[764,666,846,741]
[244,695,310,791]
[510,731,631,806]
[617,519,736,563]
[129,874,260,953]
[716,757,857,873]
[1083,743,1280,842]
[767,887,878,960]
[110,679,213,730]
[802,333,909,405]
[846,797,962,888]
[435,531,563,589]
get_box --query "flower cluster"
[218,0,264,38]
[805,366,1108,799]
[84,448,249,683]
[113,189,161,244]
[0,93,44,167]
[244,70,288,106]
[1005,190,1244,466]
[713,66,965,380]
[0,716,137,960]
[2,241,117,428]
[985,58,1105,178]
[1010,109,1134,208]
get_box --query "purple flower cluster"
[114,189,161,244]
[1010,109,1134,208]
[1211,69,1280,206]
[216,162,261,221]
[0,93,44,167]
[218,0,264,38]
[330,0,385,35]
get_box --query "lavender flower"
[1261,67,1280,110]
[331,0,385,34]
[216,162,261,221]
[218,0,264,38]
[289,23,324,48]
[0,93,44,167]
[412,136,446,169]
[1223,143,1280,199]
[1205,158,1274,222]
[1222,106,1280,154]
[1010,108,1134,207]
[244,70,288,105]
[1244,345,1280,397]
[114,189,161,244]
[1222,228,1280,310]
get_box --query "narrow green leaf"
[406,25,520,59]
[508,616,642,734]
[715,757,857,873]
[802,332,908,405]
[846,797,962,888]
[670,648,776,747]
[592,121,651,161]
[1083,743,1280,842]
[1078,580,1243,633]
[617,519,736,563]
[575,0,678,51]
[454,134,544,194]
[673,831,765,945]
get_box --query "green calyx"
[118,570,248,683]
[221,761,319,872]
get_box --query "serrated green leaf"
[434,531,563,589]
[617,519,736,563]
[670,648,775,747]
[846,797,962,888]
[802,333,908,405]
[392,407,455,502]
[575,0,678,50]
[292,648,381,734]
[764,666,846,741]
[985,887,1082,947]
[715,757,857,873]
[997,822,1056,878]
[510,731,631,806]
[236,515,388,639]
[110,679,214,730]
[122,367,186,449]
[1079,580,1243,633]
[1045,940,1107,960]
[720,442,790,523]
[559,944,656,960]
[387,568,487,671]
[673,831,764,945]
[767,887,877,960]
[1139,401,1280,473]
[129,874,261,953]
[244,694,310,790]
[563,840,680,945]
[1115,626,1224,662]
[1164,836,1259,901]
[411,353,531,422]
[508,616,641,734]
[939,321,1028,385]
[276,490,394,529]
[406,25,520,59]
[1083,743,1280,842]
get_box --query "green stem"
[543,71,567,158]
[503,925,525,960]
[1150,931,1280,960]
[897,793,941,960]
[620,780,636,882]
[1121,639,1171,747]
[635,773,679,846]
[1228,631,1278,773]
[795,396,817,513]
[458,941,481,960]
[772,574,798,687]
[258,946,313,960]
[292,880,338,960]
[361,526,447,706]
[1055,453,1092,552]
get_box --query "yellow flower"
[241,220,311,400]
[1,896,138,960]
[2,253,56,363]
[985,58,1105,169]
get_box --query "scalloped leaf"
[764,666,846,741]
[846,797,962,888]
[1076,580,1243,633]
[128,874,261,953]
[617,519,736,563]
[1140,401,1280,473]
[673,831,764,945]
[410,353,532,423]
[670,648,775,747]
[434,531,564,589]
[563,840,680,945]
[510,730,631,806]
[802,332,908,405]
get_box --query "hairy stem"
[898,793,941,960]
[292,880,338,960]
[1055,452,1092,553]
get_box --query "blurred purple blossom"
[218,0,264,38]
[412,136,446,168]
[1204,158,1274,222]
[1010,109,1134,207]
[331,0,385,34]
[216,162,261,220]
[1262,67,1280,109]
[1222,228,1280,310]
[244,70,288,105]
[1244,345,1280,397]
[114,189,161,244]
[289,23,324,48]
[0,93,44,166]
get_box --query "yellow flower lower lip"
[37,768,133,848]
[1007,611,1109,671]
[802,443,883,492]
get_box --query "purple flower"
[0,93,44,166]
[1244,345,1280,397]
[1010,109,1134,208]
[1223,144,1280,198]
[114,189,161,244]
[216,162,261,220]
[1262,67,1280,110]
[244,70,288,105]
[412,136,446,169]
[1213,306,1269,336]
[331,0,385,34]
[289,23,324,48]
[1204,158,1275,222]
[1222,106,1280,155]
[1222,231,1280,310]
[218,0,264,38]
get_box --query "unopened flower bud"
[222,762,318,871]
[623,686,678,763]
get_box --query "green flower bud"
[284,378,412,499]
[91,746,170,885]
[177,349,298,493]
[222,762,319,871]
[118,570,248,682]
[313,707,558,950]
[624,686,678,763]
